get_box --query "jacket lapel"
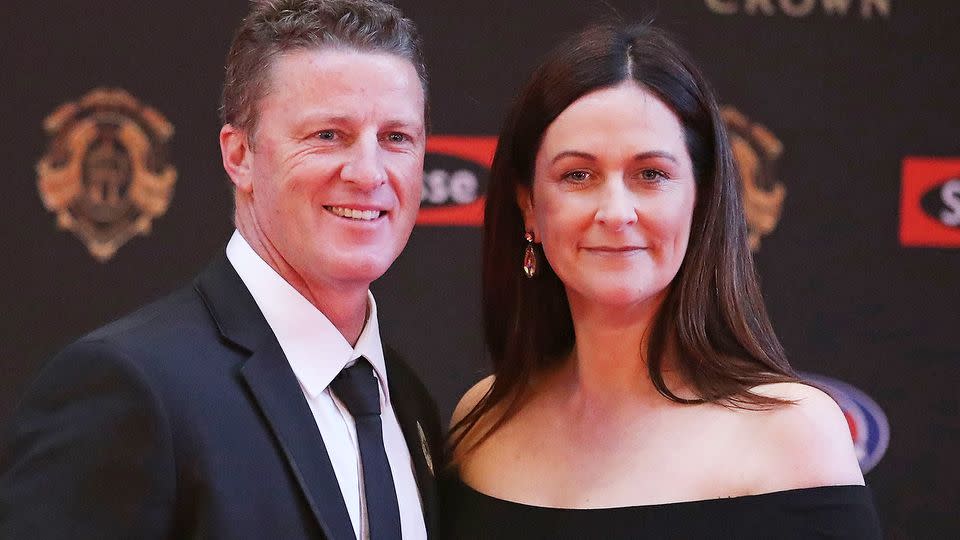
[386,360,439,539]
[195,256,356,540]
[241,344,355,540]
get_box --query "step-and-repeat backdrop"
[2,1,957,537]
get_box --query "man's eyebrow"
[381,119,425,135]
[293,113,353,128]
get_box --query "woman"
[443,23,882,539]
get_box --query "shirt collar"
[225,230,390,402]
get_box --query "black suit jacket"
[0,256,443,539]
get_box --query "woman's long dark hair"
[450,23,798,458]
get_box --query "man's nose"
[340,135,388,189]
[595,178,638,229]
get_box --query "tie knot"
[329,357,381,418]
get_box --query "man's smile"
[324,205,385,221]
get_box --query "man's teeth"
[326,206,381,221]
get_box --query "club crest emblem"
[722,107,787,251]
[36,88,176,262]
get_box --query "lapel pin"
[416,420,434,477]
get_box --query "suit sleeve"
[0,339,176,539]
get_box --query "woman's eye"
[563,170,590,182]
[639,169,667,182]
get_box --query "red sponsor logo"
[900,157,960,247]
[417,136,496,226]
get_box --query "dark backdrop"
[2,1,957,537]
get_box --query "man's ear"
[516,184,536,240]
[219,124,253,193]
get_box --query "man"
[0,1,441,538]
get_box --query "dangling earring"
[523,232,538,278]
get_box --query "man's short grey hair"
[220,0,429,137]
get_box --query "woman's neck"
[559,290,679,410]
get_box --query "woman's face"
[520,82,697,313]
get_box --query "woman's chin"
[569,285,666,314]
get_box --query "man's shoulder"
[83,282,212,351]
[50,274,234,385]
[34,275,240,409]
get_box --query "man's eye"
[386,132,410,143]
[315,130,336,141]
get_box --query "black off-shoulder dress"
[440,474,882,539]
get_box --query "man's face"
[238,48,425,292]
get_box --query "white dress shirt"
[226,231,427,540]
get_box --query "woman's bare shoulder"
[741,382,865,489]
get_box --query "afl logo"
[418,136,496,226]
[804,373,890,473]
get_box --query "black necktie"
[329,357,402,540]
